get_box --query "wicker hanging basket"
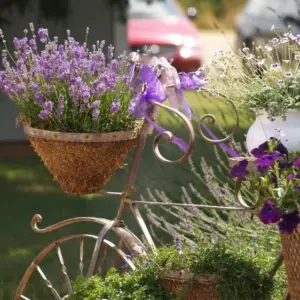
[280,225,300,299]
[160,271,219,300]
[24,124,141,195]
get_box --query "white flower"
[265,45,273,52]
[257,59,265,66]
[270,63,281,71]
[284,72,293,78]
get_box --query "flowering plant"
[69,231,277,300]
[0,24,205,150]
[231,138,300,234]
[202,29,300,120]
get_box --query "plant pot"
[160,271,219,300]
[24,124,141,195]
[246,111,300,153]
[280,225,300,299]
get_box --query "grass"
[0,91,254,299]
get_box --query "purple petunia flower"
[258,201,281,224]
[295,156,300,167]
[230,159,248,178]
[251,138,288,158]
[279,211,300,234]
[256,153,281,167]
[251,142,268,158]
[257,164,268,174]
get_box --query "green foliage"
[69,268,171,300]
[19,82,137,133]
[203,31,300,120]
[134,230,283,300]
[69,228,285,300]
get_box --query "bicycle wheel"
[15,216,146,300]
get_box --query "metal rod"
[115,112,153,222]
[129,200,250,211]
[99,191,123,196]
[87,220,116,277]
[268,251,284,278]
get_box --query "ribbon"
[193,111,239,157]
[145,115,189,153]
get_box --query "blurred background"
[0,0,298,299]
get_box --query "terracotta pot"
[160,270,219,300]
[24,124,141,195]
[281,225,300,299]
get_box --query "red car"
[128,0,202,72]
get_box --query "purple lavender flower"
[80,104,86,112]
[279,211,300,234]
[258,201,281,224]
[81,84,90,103]
[92,108,100,120]
[175,238,182,251]
[110,101,120,113]
[107,44,114,60]
[43,100,53,112]
[230,159,248,178]
[38,28,48,43]
[144,261,151,266]
[90,100,100,108]
[39,110,50,120]
[29,39,37,51]
[35,92,43,104]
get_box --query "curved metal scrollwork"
[150,101,195,164]
[196,89,239,144]
[235,177,259,210]
[30,214,147,255]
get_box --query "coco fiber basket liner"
[280,225,300,299]
[24,124,141,195]
[160,271,219,300]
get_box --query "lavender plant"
[140,118,286,298]
[202,28,300,120]
[0,24,206,155]
[0,25,138,132]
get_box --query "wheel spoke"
[98,244,108,275]
[20,296,31,300]
[79,237,84,276]
[36,266,62,300]
[56,245,72,294]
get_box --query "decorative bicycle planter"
[13,98,292,300]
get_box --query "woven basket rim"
[23,122,142,143]
[162,270,218,285]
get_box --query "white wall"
[0,0,128,141]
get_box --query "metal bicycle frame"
[15,100,289,299]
